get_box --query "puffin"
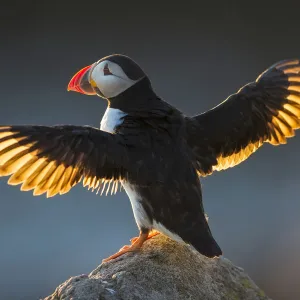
[1,55,300,262]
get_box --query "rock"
[43,235,271,300]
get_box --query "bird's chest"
[100,108,127,133]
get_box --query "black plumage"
[186,59,300,175]
[0,125,129,197]
[0,56,300,260]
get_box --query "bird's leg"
[102,229,158,263]
[130,229,160,244]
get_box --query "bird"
[1,55,300,262]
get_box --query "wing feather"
[187,59,300,175]
[0,125,129,197]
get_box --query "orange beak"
[67,65,96,95]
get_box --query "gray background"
[1,1,300,299]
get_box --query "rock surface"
[43,235,271,300]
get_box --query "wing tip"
[272,59,300,69]
[0,126,12,131]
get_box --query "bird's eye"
[103,63,113,76]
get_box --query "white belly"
[100,107,127,133]
[122,182,152,230]
[122,182,184,243]
[152,220,184,243]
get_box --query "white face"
[89,60,140,98]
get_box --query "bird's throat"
[108,77,156,113]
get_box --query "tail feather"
[190,235,222,258]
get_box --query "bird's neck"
[106,77,180,135]
[108,77,160,113]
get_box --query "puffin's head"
[67,54,147,99]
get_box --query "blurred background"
[1,1,300,299]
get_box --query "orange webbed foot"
[130,229,160,244]
[102,244,141,263]
[102,230,159,263]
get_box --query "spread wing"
[186,59,300,176]
[0,125,130,197]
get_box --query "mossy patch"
[225,290,240,300]
[257,288,266,298]
[241,278,253,289]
